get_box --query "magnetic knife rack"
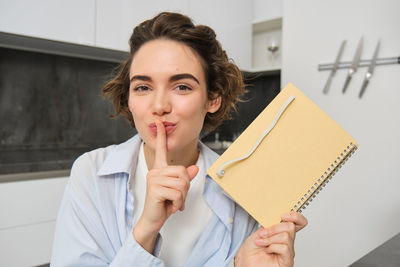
[318,56,400,71]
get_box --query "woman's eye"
[133,85,149,92]
[175,84,192,91]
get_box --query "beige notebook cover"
[207,83,358,228]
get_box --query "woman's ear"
[207,96,221,114]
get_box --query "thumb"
[186,165,199,181]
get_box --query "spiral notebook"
[207,83,358,228]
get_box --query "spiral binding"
[290,142,358,213]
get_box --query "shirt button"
[228,217,233,224]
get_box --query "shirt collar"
[98,134,214,177]
[97,134,236,232]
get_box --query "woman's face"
[128,39,220,153]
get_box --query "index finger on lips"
[154,120,168,168]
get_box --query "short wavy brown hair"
[102,12,246,131]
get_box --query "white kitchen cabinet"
[0,0,252,69]
[95,0,252,69]
[188,0,252,70]
[95,0,190,52]
[250,17,282,72]
[0,0,96,46]
[0,177,68,230]
[246,0,283,72]
[0,177,68,266]
[0,221,56,267]
[253,0,282,22]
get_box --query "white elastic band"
[216,95,295,177]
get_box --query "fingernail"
[255,238,268,246]
[259,228,268,238]
[282,213,291,220]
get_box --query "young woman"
[51,12,307,267]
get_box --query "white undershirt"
[131,142,213,267]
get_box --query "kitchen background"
[0,0,399,266]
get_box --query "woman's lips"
[149,122,177,135]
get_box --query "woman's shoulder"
[72,145,116,174]
[68,135,141,188]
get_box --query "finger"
[149,166,193,211]
[152,166,190,181]
[153,176,189,193]
[264,244,294,264]
[152,176,190,209]
[281,211,308,232]
[156,186,184,213]
[154,120,168,168]
[154,165,198,183]
[254,231,294,250]
[238,227,266,251]
[259,222,296,240]
[186,165,199,181]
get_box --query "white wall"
[282,0,400,266]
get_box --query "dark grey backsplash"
[0,47,279,175]
[201,72,280,143]
[0,47,134,174]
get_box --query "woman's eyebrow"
[169,73,200,84]
[130,75,152,83]
[130,73,200,84]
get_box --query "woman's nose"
[151,89,171,116]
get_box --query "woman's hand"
[133,120,199,252]
[234,212,308,267]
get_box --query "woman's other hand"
[133,120,199,252]
[234,212,308,267]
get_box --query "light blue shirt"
[51,134,258,267]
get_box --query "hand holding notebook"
[207,83,358,228]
